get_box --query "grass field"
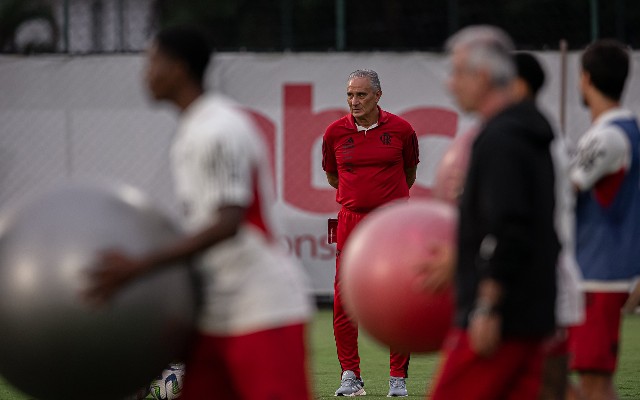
[1,310,639,399]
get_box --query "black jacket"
[454,100,560,338]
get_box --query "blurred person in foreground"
[432,49,585,400]
[86,26,314,399]
[568,39,640,400]
[424,25,559,400]
[322,69,420,397]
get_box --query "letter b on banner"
[284,84,343,214]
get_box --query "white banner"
[2,52,640,295]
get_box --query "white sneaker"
[335,370,366,396]
[387,377,408,397]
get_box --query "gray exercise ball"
[0,181,198,400]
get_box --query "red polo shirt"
[322,107,419,211]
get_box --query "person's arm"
[404,166,417,188]
[326,172,339,189]
[88,121,256,304]
[468,127,542,356]
[475,132,536,289]
[402,131,420,189]
[469,278,503,356]
[139,205,244,268]
[416,242,456,292]
[85,205,245,304]
[570,126,630,199]
[322,129,339,189]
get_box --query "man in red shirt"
[322,69,419,397]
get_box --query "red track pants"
[333,207,410,379]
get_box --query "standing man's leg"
[333,208,367,396]
[333,254,360,376]
[429,329,545,400]
[538,330,572,400]
[389,350,410,396]
[182,325,311,400]
[390,350,410,378]
[569,292,628,400]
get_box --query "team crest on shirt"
[380,132,392,145]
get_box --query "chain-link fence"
[2,0,155,54]
[2,0,640,54]
[51,0,156,53]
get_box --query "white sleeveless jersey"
[171,94,312,335]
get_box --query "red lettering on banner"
[246,85,460,214]
[400,107,458,198]
[244,109,276,173]
[284,84,345,213]
[281,234,336,260]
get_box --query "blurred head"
[445,25,515,113]
[347,69,382,123]
[144,26,212,102]
[513,52,546,101]
[580,39,629,105]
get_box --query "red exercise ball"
[340,200,457,353]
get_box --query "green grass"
[1,311,639,399]
[310,308,439,399]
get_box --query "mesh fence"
[53,0,156,53]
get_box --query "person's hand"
[468,310,501,357]
[622,281,640,315]
[84,250,148,306]
[469,279,503,356]
[415,243,456,293]
[440,170,465,204]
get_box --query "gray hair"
[445,25,516,87]
[348,69,382,92]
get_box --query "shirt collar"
[346,106,389,130]
[356,122,378,132]
[593,107,635,127]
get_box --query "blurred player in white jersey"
[86,26,313,399]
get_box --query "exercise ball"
[0,181,198,400]
[340,200,456,353]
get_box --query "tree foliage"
[152,0,640,51]
[0,0,58,53]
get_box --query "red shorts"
[429,329,545,400]
[568,291,628,374]
[180,323,311,400]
